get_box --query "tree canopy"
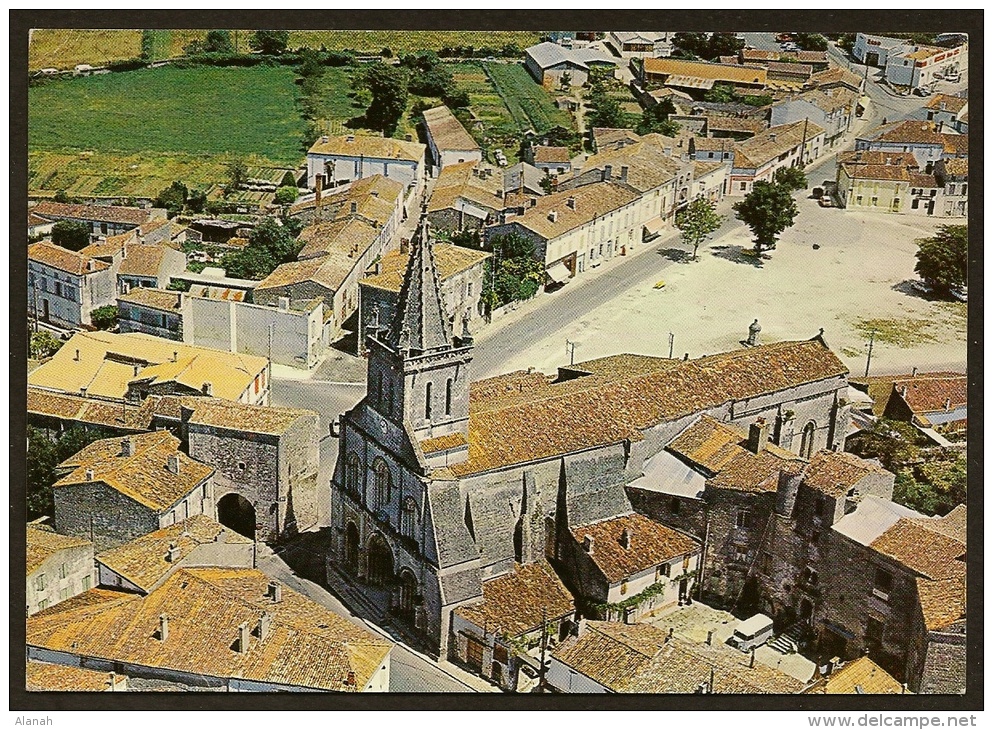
[51,220,91,251]
[636,99,680,136]
[155,180,189,216]
[28,427,115,520]
[221,217,302,280]
[675,198,725,260]
[250,30,289,55]
[914,225,967,297]
[482,232,545,310]
[361,63,409,136]
[732,179,800,254]
[773,165,807,192]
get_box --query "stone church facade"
[328,228,852,658]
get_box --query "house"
[96,514,254,594]
[306,133,426,206]
[29,330,271,406]
[425,161,505,234]
[169,267,259,302]
[28,242,116,329]
[835,150,960,217]
[855,120,968,172]
[590,127,642,153]
[605,31,673,58]
[52,431,216,551]
[641,58,768,97]
[29,202,167,238]
[726,120,826,196]
[693,159,731,204]
[26,661,127,692]
[26,568,392,692]
[852,33,965,90]
[641,87,696,116]
[920,94,968,131]
[486,182,641,286]
[808,66,865,95]
[118,287,184,340]
[28,211,55,239]
[358,239,490,355]
[297,174,406,242]
[451,561,575,691]
[524,42,618,88]
[935,158,968,217]
[503,162,546,198]
[769,88,860,148]
[80,236,187,294]
[804,656,907,694]
[327,232,853,658]
[883,373,967,435]
[548,621,805,693]
[704,115,767,140]
[530,146,573,178]
[27,523,95,616]
[422,105,482,173]
[562,513,701,621]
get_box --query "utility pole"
[864,329,876,378]
[565,340,578,365]
[668,332,675,359]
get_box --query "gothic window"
[425,382,433,420]
[402,497,418,538]
[346,453,361,497]
[445,379,453,416]
[372,459,391,511]
[800,421,817,458]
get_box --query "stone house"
[95,514,254,594]
[883,373,967,435]
[28,242,116,329]
[726,120,826,196]
[769,89,860,148]
[559,512,700,621]
[27,523,95,616]
[29,202,167,238]
[450,561,574,691]
[52,431,216,551]
[306,133,426,206]
[425,162,504,234]
[855,120,968,173]
[503,162,546,197]
[531,146,573,179]
[181,398,320,543]
[26,568,392,692]
[117,288,184,341]
[357,239,490,356]
[81,237,187,294]
[422,105,482,174]
[328,231,852,658]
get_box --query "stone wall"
[27,543,95,614]
[54,482,160,551]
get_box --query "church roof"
[385,228,454,353]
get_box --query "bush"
[51,220,91,251]
[274,185,299,205]
[90,305,119,330]
[30,330,64,359]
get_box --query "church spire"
[387,220,454,354]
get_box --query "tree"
[914,225,967,297]
[90,305,118,331]
[636,99,680,136]
[586,94,627,129]
[187,188,208,213]
[773,165,807,192]
[204,30,234,54]
[671,32,708,59]
[51,220,91,251]
[675,198,725,260]
[732,180,799,254]
[281,170,298,188]
[703,83,736,103]
[706,33,745,60]
[221,217,301,280]
[442,87,471,109]
[224,157,249,197]
[362,63,409,136]
[795,33,828,52]
[274,185,298,205]
[54,189,71,203]
[250,30,289,55]
[846,418,925,472]
[30,330,63,360]
[27,426,114,519]
[155,180,189,215]
[482,232,546,310]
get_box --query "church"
[328,226,851,659]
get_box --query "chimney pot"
[583,535,594,553]
[202,382,213,396]
[911,367,918,377]
[944,397,951,410]
[604,164,613,181]
[278,297,290,311]
[74,349,81,361]
[159,613,169,641]
[706,629,714,646]
[166,541,180,563]
[121,438,134,457]
[166,453,180,474]
[258,612,273,640]
[350,201,358,214]
[238,621,251,653]
[620,165,629,181]
[172,351,178,362]
[770,133,777,142]
[267,581,282,603]
[85,468,95,481]
[566,196,576,210]
[346,670,356,686]
[321,135,329,143]
[620,527,632,550]
[548,211,558,223]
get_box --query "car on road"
[914,87,933,97]
[781,42,799,52]
[945,71,961,83]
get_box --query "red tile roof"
[28,242,109,276]
[454,562,573,638]
[891,375,967,414]
[32,202,158,227]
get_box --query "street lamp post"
[864,329,877,378]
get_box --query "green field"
[29,65,307,162]
[482,62,572,133]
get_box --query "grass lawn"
[29,65,308,163]
[286,30,541,54]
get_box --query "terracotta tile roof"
[592,127,642,152]
[55,431,214,512]
[571,513,699,584]
[709,449,805,493]
[869,120,946,146]
[28,212,51,227]
[454,562,573,638]
[296,217,381,262]
[423,105,480,153]
[924,93,968,114]
[27,524,92,574]
[419,432,469,455]
[453,338,846,477]
[916,573,966,631]
[26,568,392,692]
[908,172,941,189]
[534,146,571,164]
[914,505,966,543]
[254,257,344,293]
[80,232,135,258]
[554,622,803,693]
[644,57,768,86]
[117,243,173,277]
[362,242,489,294]
[140,217,171,236]
[27,386,173,432]
[841,163,912,182]
[734,120,826,169]
[692,136,737,153]
[891,375,966,414]
[504,182,639,241]
[427,183,504,216]
[941,158,968,176]
[28,331,268,403]
[802,450,891,498]
[838,150,918,168]
[577,134,683,193]
[32,202,159,227]
[766,61,813,76]
[118,287,183,312]
[183,397,315,436]
[813,657,905,694]
[29,242,109,276]
[798,88,859,115]
[308,133,425,163]
[706,116,766,134]
[26,661,115,691]
[96,515,252,592]
[694,160,728,177]
[809,67,863,90]
[870,518,965,580]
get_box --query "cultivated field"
[483,62,572,133]
[28,29,141,70]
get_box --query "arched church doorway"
[367,533,394,586]
[344,522,360,574]
[217,493,256,540]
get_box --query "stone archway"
[397,568,418,621]
[367,533,394,586]
[344,522,360,574]
[217,493,256,540]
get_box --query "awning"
[642,216,665,237]
[546,262,572,284]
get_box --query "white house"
[28,242,116,329]
[421,105,482,173]
[306,134,426,205]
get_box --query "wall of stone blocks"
[54,482,160,551]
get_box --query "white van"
[728,614,774,652]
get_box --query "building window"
[800,421,817,458]
[37,599,48,611]
[739,182,747,191]
[425,382,433,420]
[55,281,62,297]
[658,562,671,579]
[346,453,361,497]
[101,223,108,234]
[467,282,473,297]
[34,574,46,591]
[58,563,68,579]
[736,509,752,529]
[670,497,680,514]
[856,196,863,205]
[237,461,246,471]
[401,496,417,538]
[373,459,391,511]
[59,587,71,601]
[81,575,91,591]
[872,568,893,601]
[445,379,453,416]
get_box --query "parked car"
[775,33,794,43]
[914,87,933,97]
[945,71,961,83]
[781,42,800,52]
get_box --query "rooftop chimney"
[172,351,178,362]
[74,349,81,361]
[770,133,777,142]
[346,671,356,687]
[321,135,329,143]
[944,397,952,410]
[911,367,918,377]
[529,196,538,208]
[548,210,558,223]
[159,613,169,641]
[86,260,94,272]
[747,418,770,454]
[258,612,273,640]
[620,527,633,550]
[405,134,413,142]
[202,382,213,396]
[750,648,756,667]
[706,629,714,646]
[619,165,629,182]
[267,581,282,603]
[238,621,251,653]
[583,535,595,554]
[566,196,576,210]
[345,135,354,143]
[278,297,290,311]
[350,201,358,214]
[166,541,180,563]
[166,453,180,475]
[85,468,95,481]
[121,437,134,457]
[604,164,613,181]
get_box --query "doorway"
[217,493,256,540]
